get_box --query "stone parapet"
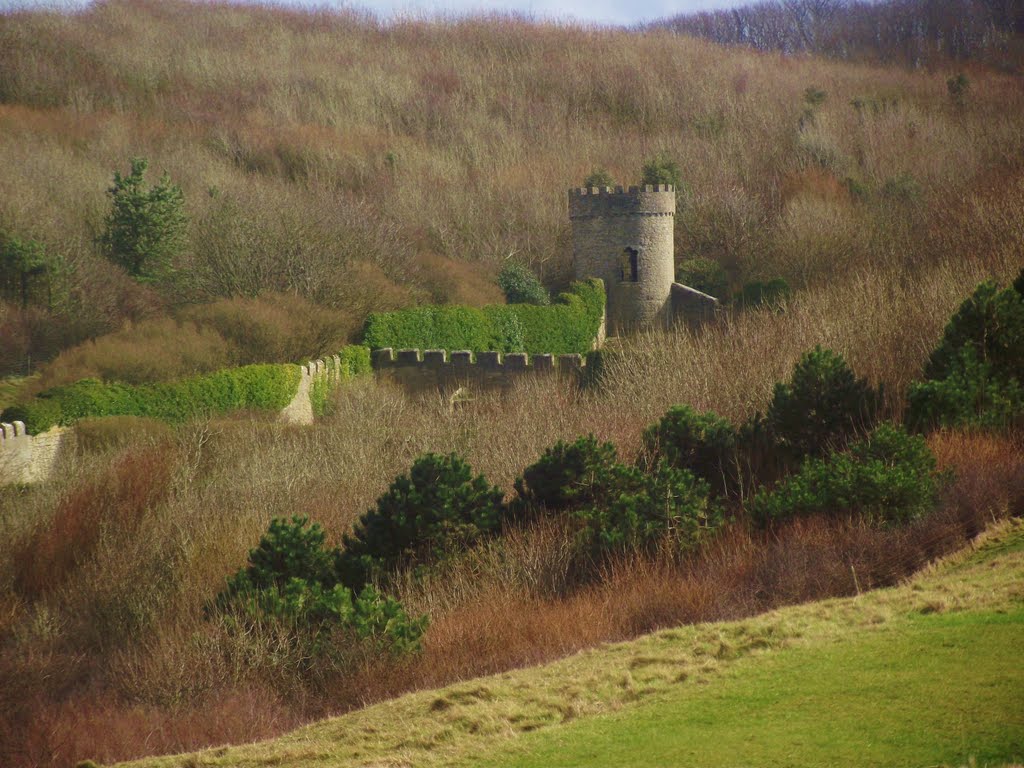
[1,421,69,485]
[568,185,676,221]
[280,354,348,426]
[371,348,585,394]
[671,282,720,327]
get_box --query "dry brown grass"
[1,367,1021,767]
[11,446,175,601]
[2,1,1023,373]
[27,293,358,391]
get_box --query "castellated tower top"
[568,185,676,219]
[568,184,676,335]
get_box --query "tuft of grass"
[0,374,33,410]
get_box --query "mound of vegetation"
[2,363,301,434]
[750,424,941,525]
[514,435,720,560]
[361,279,605,355]
[337,453,509,591]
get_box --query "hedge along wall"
[362,279,605,355]
[2,364,302,435]
[1,345,376,435]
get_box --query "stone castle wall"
[671,282,720,326]
[3,346,566,484]
[0,421,70,486]
[569,185,676,335]
[279,355,346,426]
[1,357,340,485]
[3,184,716,486]
[371,348,586,394]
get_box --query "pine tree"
[98,157,187,280]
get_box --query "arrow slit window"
[621,247,638,282]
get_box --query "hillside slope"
[2,1,1023,375]
[120,519,1024,768]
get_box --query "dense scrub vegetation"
[907,276,1024,430]
[362,279,604,354]
[210,516,427,673]
[1,4,1023,768]
[338,453,508,591]
[14,292,362,393]
[2,0,1023,377]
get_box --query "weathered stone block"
[504,352,528,370]
[477,351,501,369]
[533,354,554,372]
[396,349,421,365]
[671,282,719,328]
[558,354,583,372]
[423,349,447,367]
[371,347,395,367]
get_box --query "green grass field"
[471,609,1023,768]
[120,520,1024,768]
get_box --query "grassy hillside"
[118,518,1024,768]
[483,612,1023,767]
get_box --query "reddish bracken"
[4,430,1017,768]
[12,446,174,601]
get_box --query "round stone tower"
[568,185,675,335]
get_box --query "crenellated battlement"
[568,184,675,224]
[1,420,28,442]
[281,353,358,425]
[372,348,586,393]
[373,348,585,373]
[568,184,674,196]
[1,421,68,485]
[299,354,345,382]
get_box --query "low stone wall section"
[2,348,590,483]
[671,282,720,327]
[372,348,586,393]
[279,355,345,426]
[2,356,340,484]
[1,421,70,486]
[3,353,368,484]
